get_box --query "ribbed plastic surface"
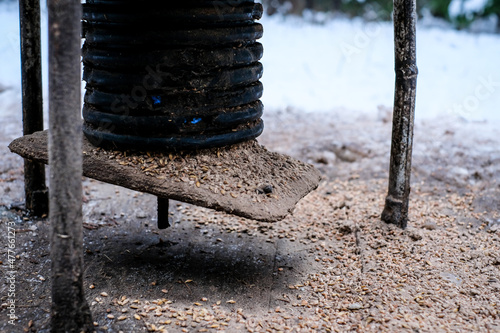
[82,0,264,151]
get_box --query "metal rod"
[48,0,93,331]
[381,0,418,229]
[157,197,171,229]
[19,0,48,216]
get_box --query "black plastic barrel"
[81,0,264,151]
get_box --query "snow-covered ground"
[1,2,499,123]
[260,14,500,122]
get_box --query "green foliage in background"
[424,0,452,19]
[449,0,500,29]
[338,0,394,20]
[485,0,500,16]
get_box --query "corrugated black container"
[81,0,264,151]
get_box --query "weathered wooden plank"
[9,131,321,222]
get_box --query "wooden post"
[19,0,48,216]
[381,0,418,229]
[48,0,93,331]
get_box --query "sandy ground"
[0,97,499,332]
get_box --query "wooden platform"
[9,131,321,222]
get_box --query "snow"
[0,2,22,89]
[0,1,49,117]
[259,14,500,122]
[1,3,499,125]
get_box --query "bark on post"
[48,0,93,331]
[381,0,418,229]
[19,0,48,216]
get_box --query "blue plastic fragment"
[151,96,161,105]
[191,117,202,124]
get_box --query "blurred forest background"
[263,0,500,31]
[0,0,498,32]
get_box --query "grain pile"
[1,108,499,332]
[88,140,306,203]
[84,177,499,332]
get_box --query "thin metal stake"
[19,0,48,216]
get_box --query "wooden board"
[9,131,321,222]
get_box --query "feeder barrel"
[81,1,265,152]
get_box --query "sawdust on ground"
[0,106,499,332]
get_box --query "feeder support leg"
[382,0,418,229]
[19,0,48,216]
[157,197,171,229]
[48,0,93,331]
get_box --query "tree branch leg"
[382,0,418,229]
[48,0,93,331]
[19,0,48,217]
